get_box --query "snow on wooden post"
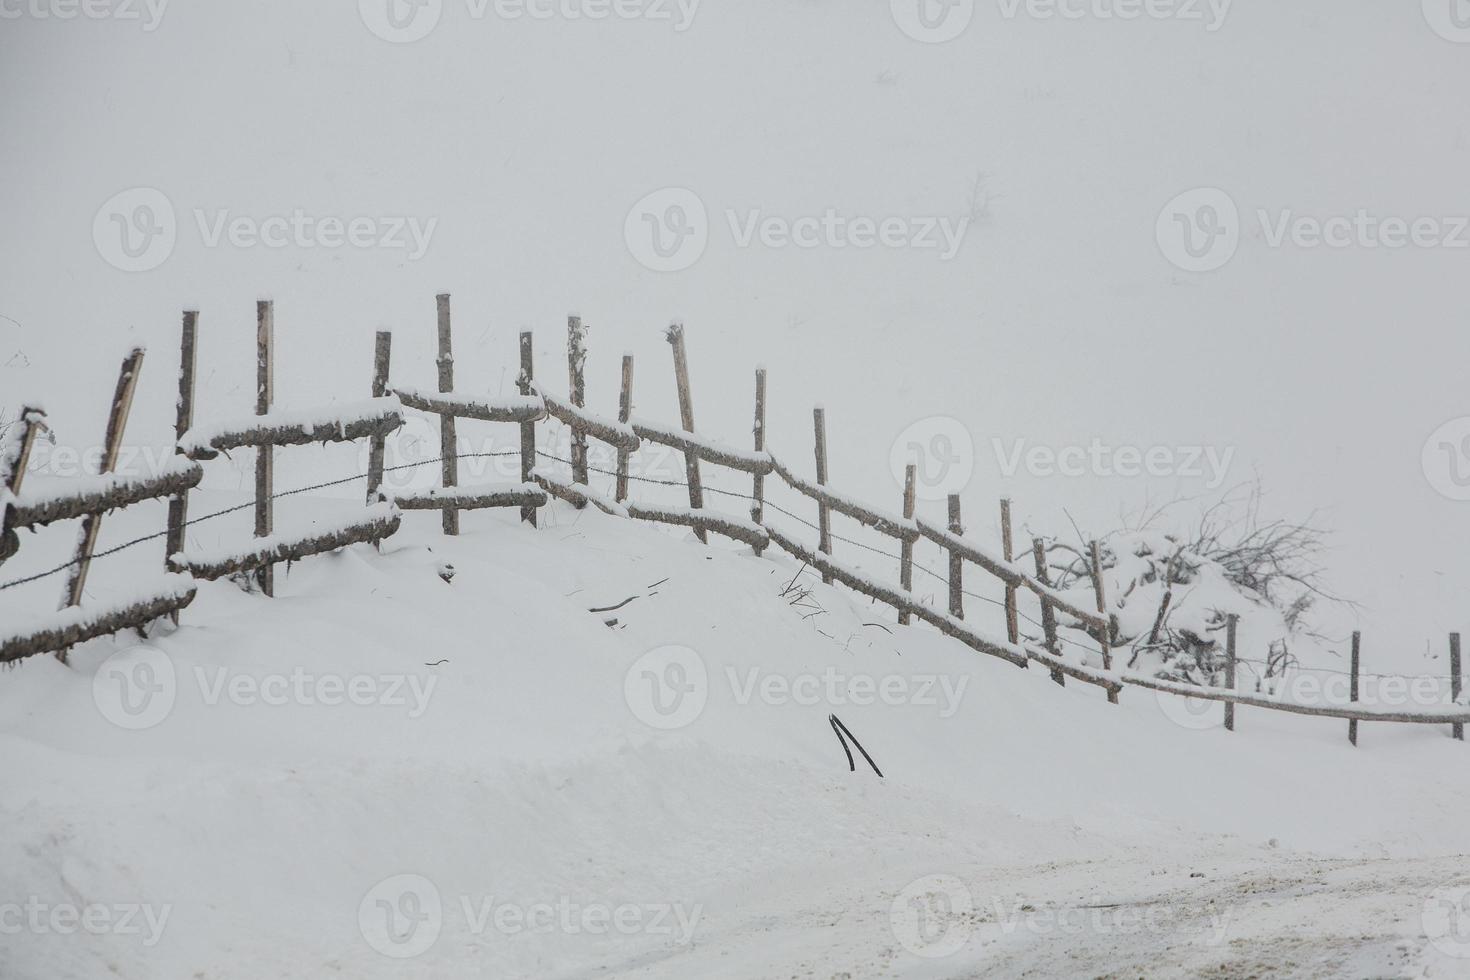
[255,301,275,597]
[616,353,634,503]
[947,495,963,619]
[1224,614,1238,731]
[1090,539,1118,704]
[166,312,198,566]
[567,316,589,499]
[1452,633,1463,742]
[436,293,460,535]
[751,367,767,555]
[1000,498,1019,645]
[1032,537,1063,686]
[1,406,44,563]
[1348,631,1361,747]
[898,463,916,626]
[518,331,537,527]
[813,406,833,584]
[165,313,198,624]
[365,330,392,505]
[59,347,146,658]
[666,323,706,543]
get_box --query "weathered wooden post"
[1032,537,1063,686]
[365,330,392,505]
[1,407,45,564]
[436,293,459,535]
[666,323,705,543]
[1000,498,1019,645]
[567,315,589,498]
[751,367,767,554]
[1452,632,1463,742]
[813,406,832,583]
[60,347,146,658]
[947,495,963,619]
[1348,631,1361,747]
[518,331,537,527]
[166,312,198,566]
[255,300,275,596]
[1224,614,1238,731]
[615,353,634,503]
[898,463,916,626]
[1090,539,1118,704]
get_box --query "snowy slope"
[3,498,1470,978]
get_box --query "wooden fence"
[2,295,1468,747]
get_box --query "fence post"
[59,347,146,658]
[567,316,589,498]
[751,367,766,554]
[814,406,832,583]
[667,323,706,543]
[1348,631,1361,747]
[1032,537,1063,686]
[436,293,459,535]
[1,406,45,564]
[255,301,275,596]
[616,353,634,504]
[1000,498,1019,646]
[898,463,916,626]
[1452,632,1463,742]
[518,331,537,526]
[1090,540,1118,704]
[365,330,392,505]
[946,495,964,619]
[165,312,198,624]
[1224,614,1238,731]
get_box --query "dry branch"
[771,457,916,540]
[632,417,774,475]
[181,398,404,459]
[392,481,546,511]
[627,502,769,549]
[537,386,641,451]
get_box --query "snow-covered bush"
[1038,482,1342,688]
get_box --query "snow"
[171,502,400,576]
[628,416,773,473]
[3,457,201,528]
[5,498,1470,977]
[391,385,544,423]
[0,572,196,661]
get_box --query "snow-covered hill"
[4,499,1469,977]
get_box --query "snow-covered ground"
[4,498,1470,978]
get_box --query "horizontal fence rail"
[1,295,1466,748]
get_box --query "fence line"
[2,296,1467,747]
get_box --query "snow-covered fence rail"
[0,351,201,663]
